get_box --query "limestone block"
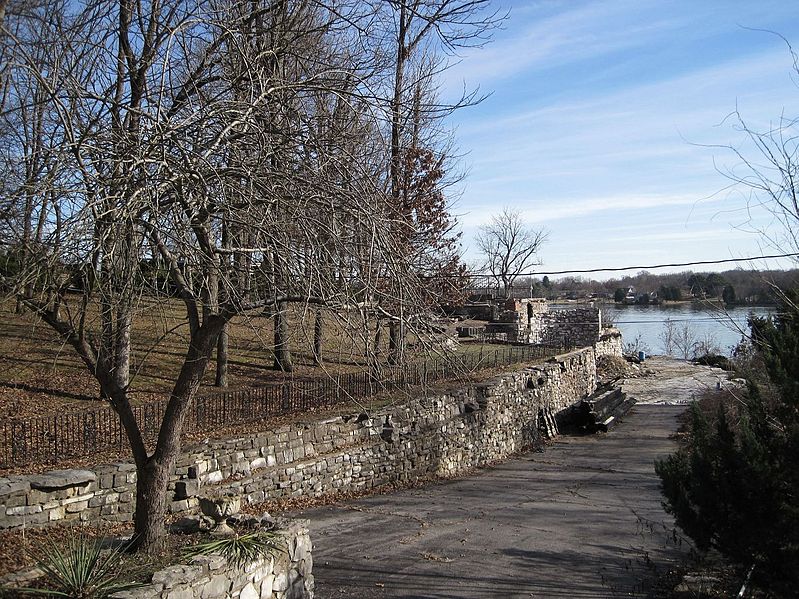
[0,478,31,498]
[163,586,195,599]
[80,507,101,522]
[174,480,199,500]
[62,492,94,506]
[205,471,223,484]
[4,493,26,508]
[7,504,42,516]
[239,582,259,599]
[28,470,96,491]
[152,565,205,589]
[272,572,289,593]
[200,574,231,598]
[118,502,135,515]
[109,584,164,599]
[259,574,275,599]
[112,472,131,488]
[65,500,88,514]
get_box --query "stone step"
[586,397,636,432]
[574,384,636,433]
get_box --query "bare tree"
[475,207,548,300]
[659,317,677,355]
[674,323,698,360]
[0,0,465,553]
[378,0,503,364]
[0,0,510,551]
[706,37,799,264]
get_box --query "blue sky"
[445,0,799,280]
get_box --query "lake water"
[598,303,773,356]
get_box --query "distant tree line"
[479,268,799,305]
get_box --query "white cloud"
[458,192,721,228]
[442,0,687,95]
[448,0,799,274]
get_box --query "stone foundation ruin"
[465,298,618,351]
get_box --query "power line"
[467,252,799,278]
[613,318,751,324]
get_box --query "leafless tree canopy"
[475,207,548,300]
[0,0,502,551]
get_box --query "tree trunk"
[129,319,223,553]
[114,306,132,391]
[273,300,293,372]
[388,320,404,365]
[312,308,323,365]
[370,318,383,382]
[215,322,228,386]
[131,457,173,552]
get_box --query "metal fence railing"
[1,343,570,469]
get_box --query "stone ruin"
[471,298,606,348]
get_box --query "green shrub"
[8,534,140,599]
[655,290,799,596]
[182,531,282,569]
[691,353,731,370]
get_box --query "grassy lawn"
[0,296,529,420]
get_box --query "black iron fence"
[1,343,569,469]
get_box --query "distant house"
[623,286,636,305]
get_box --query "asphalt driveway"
[296,401,690,598]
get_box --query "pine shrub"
[655,290,799,596]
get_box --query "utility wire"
[467,252,799,278]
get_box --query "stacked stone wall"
[486,301,606,349]
[540,307,601,348]
[595,328,623,358]
[108,520,312,599]
[0,349,596,531]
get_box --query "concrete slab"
[622,355,727,405]
[295,403,690,598]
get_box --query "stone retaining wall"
[594,328,623,358]
[109,520,313,599]
[0,349,597,531]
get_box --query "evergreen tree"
[722,284,736,305]
[656,289,799,595]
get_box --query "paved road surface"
[295,358,711,598]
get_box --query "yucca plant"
[182,531,282,569]
[10,534,141,599]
